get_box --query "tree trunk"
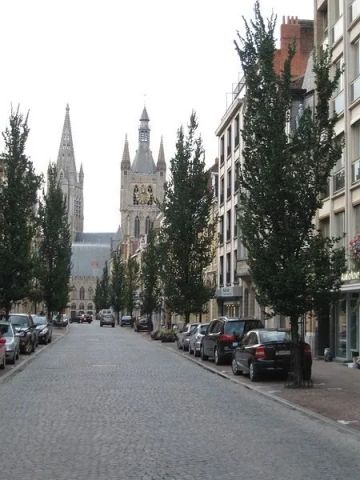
[289,315,303,387]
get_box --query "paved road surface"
[0,323,359,480]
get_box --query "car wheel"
[48,335,52,343]
[194,349,199,357]
[100,323,103,327]
[16,349,20,360]
[177,340,181,350]
[120,324,124,327]
[214,347,222,365]
[201,345,208,361]
[112,323,115,328]
[26,340,32,355]
[232,358,242,375]
[31,340,36,353]
[0,356,5,369]
[249,362,258,382]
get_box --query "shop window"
[350,294,359,354]
[335,298,347,357]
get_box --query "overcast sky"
[0,0,314,232]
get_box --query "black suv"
[201,317,264,365]
[9,313,38,354]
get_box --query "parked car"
[0,322,20,364]
[188,323,209,356]
[201,317,264,365]
[100,311,115,327]
[32,315,53,344]
[120,315,134,327]
[9,313,37,354]
[176,323,199,351]
[0,330,6,369]
[53,313,68,327]
[231,328,312,382]
[134,316,152,332]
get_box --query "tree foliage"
[234,2,345,384]
[123,257,139,316]
[110,249,126,322]
[140,228,162,323]
[95,261,111,311]
[160,113,216,323]
[37,164,72,318]
[0,108,42,315]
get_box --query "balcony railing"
[333,90,345,115]
[352,159,360,183]
[351,75,360,103]
[331,16,343,44]
[351,0,360,23]
[333,168,345,192]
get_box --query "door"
[237,332,258,372]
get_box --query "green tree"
[140,228,162,329]
[37,164,72,319]
[160,113,216,324]
[0,108,42,316]
[235,2,345,385]
[124,257,139,316]
[94,278,104,313]
[98,261,111,309]
[110,249,126,324]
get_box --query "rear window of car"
[0,324,11,336]
[9,315,28,326]
[33,316,47,325]
[224,321,244,335]
[259,331,291,343]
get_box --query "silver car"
[188,323,209,357]
[0,321,20,364]
[176,323,199,351]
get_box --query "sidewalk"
[145,333,360,434]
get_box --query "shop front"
[215,286,241,318]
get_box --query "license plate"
[276,350,290,356]
[232,342,238,347]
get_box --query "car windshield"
[9,315,28,327]
[224,321,244,335]
[33,316,47,325]
[0,324,12,337]
[260,331,291,343]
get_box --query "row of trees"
[0,109,72,319]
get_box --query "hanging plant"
[349,235,360,268]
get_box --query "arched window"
[88,287,93,297]
[134,216,140,238]
[145,216,151,235]
[80,287,85,300]
[133,185,139,205]
[87,303,93,311]
[147,186,154,205]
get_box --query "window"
[220,136,225,164]
[334,211,345,247]
[227,126,232,157]
[219,215,224,244]
[234,162,240,192]
[219,256,224,286]
[351,0,360,23]
[233,249,238,283]
[145,216,151,234]
[335,298,347,357]
[133,185,139,205]
[352,40,360,102]
[226,252,231,284]
[134,216,140,238]
[333,134,345,192]
[319,217,330,238]
[226,210,231,241]
[87,303,93,311]
[354,204,360,234]
[234,209,238,237]
[220,176,224,204]
[333,57,344,114]
[234,115,240,148]
[80,287,85,300]
[227,169,232,198]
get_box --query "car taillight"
[255,345,266,359]
[219,334,235,343]
[0,337,6,345]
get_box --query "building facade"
[120,107,166,255]
[315,0,360,360]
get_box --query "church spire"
[121,134,131,170]
[157,136,166,172]
[57,104,77,180]
[131,107,156,174]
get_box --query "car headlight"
[39,328,48,335]
[17,331,26,337]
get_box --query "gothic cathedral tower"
[120,107,166,242]
[56,104,84,241]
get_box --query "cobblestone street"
[0,323,359,480]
